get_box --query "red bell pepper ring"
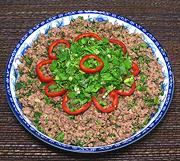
[74,33,102,42]
[44,81,67,97]
[62,93,92,115]
[48,39,71,60]
[132,62,140,76]
[36,59,54,83]
[109,38,127,54]
[114,82,136,96]
[79,54,104,74]
[92,91,119,113]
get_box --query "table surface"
[0,0,180,160]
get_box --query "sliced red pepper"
[44,81,67,97]
[79,54,104,74]
[109,38,127,54]
[36,59,53,83]
[114,82,136,96]
[74,33,102,42]
[62,93,92,115]
[48,39,70,60]
[132,62,140,76]
[92,91,119,113]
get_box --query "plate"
[5,10,174,153]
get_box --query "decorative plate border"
[4,10,174,153]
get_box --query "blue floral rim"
[4,10,174,153]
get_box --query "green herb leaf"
[37,125,44,133]
[24,56,33,66]
[123,58,132,69]
[50,61,58,71]
[144,96,160,107]
[56,131,65,142]
[34,112,42,125]
[16,82,27,90]
[68,115,75,120]
[140,43,148,48]
[124,76,134,87]
[74,140,85,147]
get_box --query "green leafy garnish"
[136,85,147,91]
[50,61,58,71]
[44,95,52,104]
[74,140,85,146]
[16,82,27,90]
[37,126,45,133]
[24,56,33,66]
[26,90,32,96]
[144,96,160,107]
[68,115,75,120]
[95,120,102,125]
[109,133,116,138]
[140,73,147,84]
[139,43,148,48]
[40,82,46,88]
[34,112,42,125]
[124,75,134,87]
[43,37,134,106]
[56,131,65,142]
[84,58,100,68]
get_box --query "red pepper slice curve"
[109,38,127,54]
[44,81,67,97]
[74,33,102,42]
[132,62,140,76]
[92,91,119,113]
[62,93,92,115]
[36,59,54,83]
[79,54,104,74]
[48,39,70,60]
[114,82,136,96]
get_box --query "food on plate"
[16,17,164,147]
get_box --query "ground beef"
[16,17,164,147]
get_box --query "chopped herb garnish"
[137,84,147,91]
[78,16,84,20]
[144,96,160,107]
[26,90,32,96]
[47,37,133,106]
[37,125,44,133]
[16,82,27,90]
[24,56,33,66]
[68,115,75,120]
[34,112,42,125]
[139,43,148,48]
[95,120,102,125]
[44,95,52,104]
[99,100,107,106]
[56,131,65,142]
[97,135,105,142]
[45,117,48,124]
[140,73,147,84]
[27,79,34,85]
[124,75,134,87]
[61,31,65,38]
[40,82,46,88]
[28,67,36,78]
[74,140,85,147]
[109,133,116,138]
